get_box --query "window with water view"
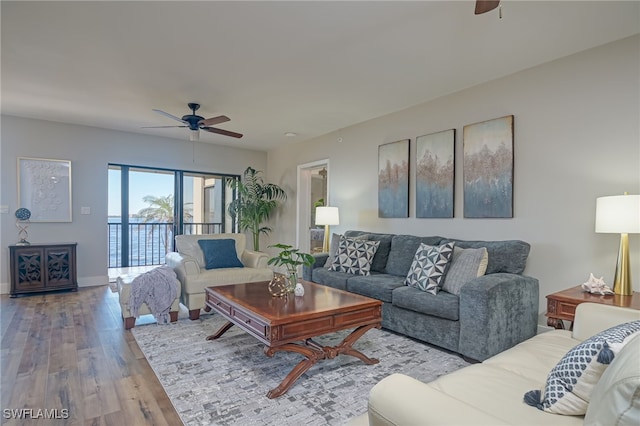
[108,164,237,269]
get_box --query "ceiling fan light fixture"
[189,130,200,141]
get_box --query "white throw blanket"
[128,265,178,325]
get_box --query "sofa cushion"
[584,334,640,426]
[353,233,393,273]
[524,320,640,415]
[428,363,583,426]
[181,267,273,294]
[404,242,455,294]
[385,234,444,276]
[442,247,489,295]
[175,233,246,268]
[198,239,244,270]
[441,239,530,274]
[346,273,405,303]
[326,231,393,273]
[392,286,460,321]
[329,235,380,276]
[312,267,350,291]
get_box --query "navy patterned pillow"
[329,236,380,276]
[404,242,455,295]
[524,320,640,415]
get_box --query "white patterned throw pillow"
[524,320,640,415]
[404,242,455,295]
[329,236,380,276]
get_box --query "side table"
[546,285,640,330]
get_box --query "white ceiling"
[2,1,639,151]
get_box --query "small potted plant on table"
[268,243,315,294]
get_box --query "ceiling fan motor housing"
[182,103,204,130]
[182,114,204,131]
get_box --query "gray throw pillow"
[442,247,488,295]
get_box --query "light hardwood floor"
[1,285,183,425]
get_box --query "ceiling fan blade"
[141,125,188,128]
[199,115,230,126]
[202,127,243,139]
[152,109,188,124]
[475,0,500,14]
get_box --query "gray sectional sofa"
[302,230,539,361]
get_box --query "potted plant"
[267,243,315,292]
[227,167,287,251]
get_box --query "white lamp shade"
[316,206,339,226]
[595,194,640,234]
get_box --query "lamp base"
[322,225,330,253]
[613,233,633,296]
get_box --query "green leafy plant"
[137,194,193,252]
[267,243,315,276]
[227,167,287,251]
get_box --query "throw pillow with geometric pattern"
[329,236,380,276]
[404,242,455,295]
[524,320,640,415]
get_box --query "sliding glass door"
[108,164,238,268]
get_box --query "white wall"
[0,118,267,292]
[266,35,640,323]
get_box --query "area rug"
[132,312,469,426]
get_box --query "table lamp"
[315,206,339,253]
[595,193,640,295]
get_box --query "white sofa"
[165,233,273,320]
[349,303,640,426]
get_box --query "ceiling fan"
[144,103,243,141]
[475,0,500,15]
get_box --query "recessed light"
[284,132,297,137]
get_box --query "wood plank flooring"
[1,286,183,425]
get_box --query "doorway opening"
[296,159,330,254]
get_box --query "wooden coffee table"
[204,280,382,398]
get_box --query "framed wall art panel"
[378,139,409,218]
[416,129,455,218]
[463,115,514,218]
[18,157,72,222]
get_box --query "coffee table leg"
[264,344,324,399]
[330,323,380,364]
[206,320,235,340]
[264,323,380,398]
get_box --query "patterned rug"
[131,311,469,426]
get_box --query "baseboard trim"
[79,275,109,287]
[0,276,108,295]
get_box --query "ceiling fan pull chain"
[499,4,502,19]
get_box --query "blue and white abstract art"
[463,115,514,218]
[378,139,409,218]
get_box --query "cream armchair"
[165,233,273,320]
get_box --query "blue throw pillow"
[198,239,244,270]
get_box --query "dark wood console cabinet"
[9,243,78,297]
